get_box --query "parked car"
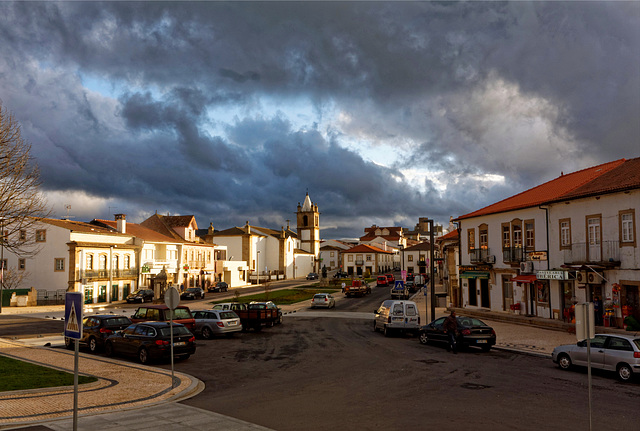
[64,314,132,353]
[180,287,205,300]
[419,315,496,352]
[104,321,196,364]
[212,301,283,330]
[311,293,335,309]
[376,275,389,287]
[125,289,154,303]
[552,334,640,382]
[208,281,228,293]
[333,271,348,279]
[405,280,416,293]
[385,274,395,284]
[130,304,196,331]
[373,300,420,336]
[192,309,242,338]
[307,272,319,280]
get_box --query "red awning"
[511,274,537,283]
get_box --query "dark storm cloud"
[0,2,637,237]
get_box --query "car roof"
[136,304,190,310]
[595,333,640,341]
[134,321,185,327]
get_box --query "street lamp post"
[256,251,260,285]
[428,219,435,323]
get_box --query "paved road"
[164,286,640,430]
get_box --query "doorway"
[527,283,537,316]
[480,278,490,308]
[468,279,477,306]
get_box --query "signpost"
[64,292,83,431]
[575,302,595,431]
[165,286,180,388]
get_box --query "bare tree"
[1,267,31,290]
[0,101,50,258]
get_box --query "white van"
[373,300,420,337]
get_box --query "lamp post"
[256,250,260,285]
[428,219,435,323]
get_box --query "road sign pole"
[74,339,78,431]
[165,286,180,389]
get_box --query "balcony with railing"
[469,248,491,264]
[562,241,620,265]
[503,247,524,263]
[355,260,364,265]
[79,268,138,280]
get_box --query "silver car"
[192,309,242,339]
[311,293,335,309]
[552,333,640,382]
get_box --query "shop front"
[459,266,490,308]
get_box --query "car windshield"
[131,290,144,295]
[105,317,131,326]
[457,317,487,326]
[219,311,237,320]
[313,294,326,299]
[186,288,198,292]
[159,326,192,337]
[171,308,193,319]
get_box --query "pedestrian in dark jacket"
[443,310,459,354]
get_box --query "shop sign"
[537,270,569,280]
[459,265,492,272]
[527,251,548,261]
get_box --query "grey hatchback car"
[552,333,640,381]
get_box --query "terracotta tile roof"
[456,158,626,220]
[550,157,640,201]
[404,241,432,251]
[437,230,459,242]
[92,219,180,243]
[140,214,186,240]
[38,218,122,235]
[343,244,393,254]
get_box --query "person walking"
[443,310,459,354]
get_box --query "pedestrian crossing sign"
[64,292,83,339]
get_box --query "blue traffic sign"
[394,280,404,289]
[64,292,83,339]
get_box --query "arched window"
[303,215,308,226]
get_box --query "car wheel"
[557,353,572,370]
[419,332,429,345]
[617,363,633,382]
[481,345,491,352]
[202,327,213,340]
[373,321,379,332]
[278,314,283,324]
[104,342,114,357]
[88,337,98,353]
[64,337,74,350]
[138,347,149,364]
[383,325,391,337]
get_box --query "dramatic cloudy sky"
[0,2,638,239]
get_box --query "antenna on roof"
[61,204,75,220]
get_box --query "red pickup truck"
[212,301,283,331]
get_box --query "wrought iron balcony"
[469,248,491,264]
[562,241,620,265]
[503,247,524,263]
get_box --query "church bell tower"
[296,192,320,258]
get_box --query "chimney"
[208,222,214,235]
[245,221,251,234]
[115,214,126,234]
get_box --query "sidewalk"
[0,337,272,430]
